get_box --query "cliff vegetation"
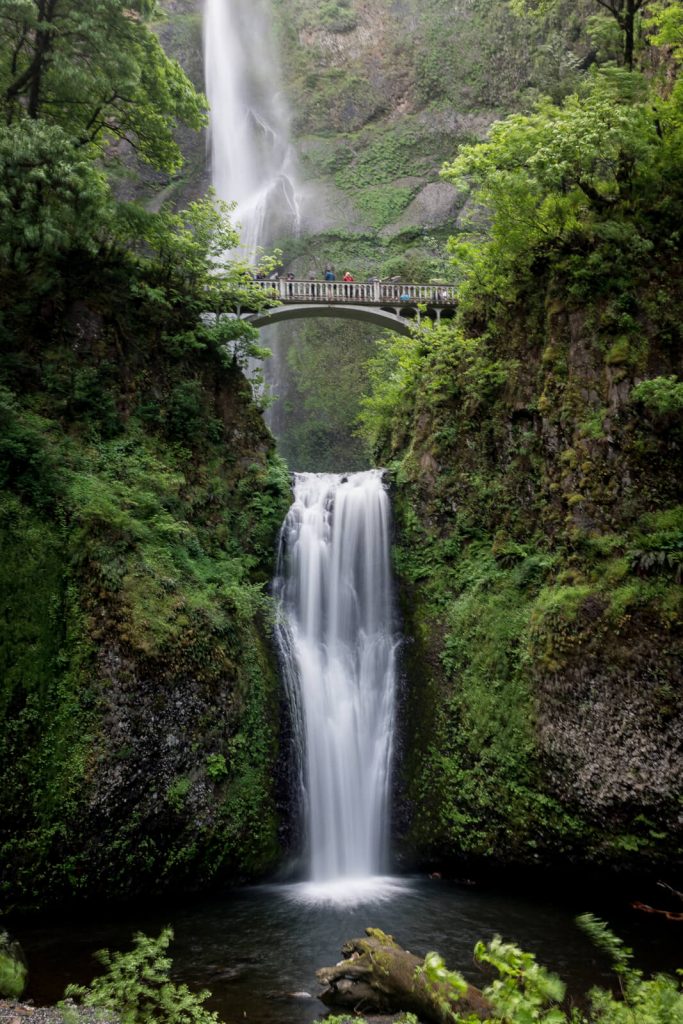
[360,3,683,873]
[0,0,290,912]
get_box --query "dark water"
[15,877,680,1023]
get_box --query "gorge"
[0,0,681,1019]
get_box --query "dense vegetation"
[360,1,682,871]
[0,0,290,911]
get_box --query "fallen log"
[316,927,491,1023]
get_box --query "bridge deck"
[251,279,456,307]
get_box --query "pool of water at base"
[15,876,680,1024]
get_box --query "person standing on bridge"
[324,266,336,299]
[343,270,354,297]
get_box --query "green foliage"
[65,929,219,1024]
[359,320,517,457]
[0,938,27,1000]
[0,121,111,273]
[631,376,683,415]
[577,915,683,1024]
[419,950,468,1005]
[166,777,191,813]
[205,753,227,780]
[0,956,26,1000]
[510,0,646,69]
[444,69,675,309]
[576,914,633,973]
[649,0,683,64]
[0,0,206,172]
[355,185,415,229]
[416,921,683,1023]
[476,936,566,1023]
[317,0,357,33]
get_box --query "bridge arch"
[237,279,456,335]
[244,303,415,336]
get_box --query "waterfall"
[203,0,301,259]
[275,472,398,891]
[203,4,399,896]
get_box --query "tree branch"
[577,180,617,209]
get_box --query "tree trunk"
[624,0,635,71]
[316,928,491,1024]
[27,0,58,119]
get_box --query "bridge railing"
[250,279,457,306]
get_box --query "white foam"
[281,876,410,907]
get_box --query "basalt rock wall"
[385,262,682,876]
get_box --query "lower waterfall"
[275,471,398,893]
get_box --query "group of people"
[251,265,451,305]
[321,265,357,296]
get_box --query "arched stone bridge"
[240,279,457,336]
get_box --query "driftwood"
[316,928,491,1024]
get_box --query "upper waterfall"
[275,471,399,895]
[203,0,301,259]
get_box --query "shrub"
[631,376,683,416]
[64,928,219,1024]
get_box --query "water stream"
[274,472,398,898]
[18,882,679,1024]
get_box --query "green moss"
[364,223,682,870]
[355,186,416,229]
[0,251,291,911]
[605,335,635,365]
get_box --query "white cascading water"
[203,0,301,259]
[275,472,399,897]
[204,4,400,900]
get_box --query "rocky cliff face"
[154,0,594,267]
[383,258,682,875]
[0,255,291,912]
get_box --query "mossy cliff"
[376,249,682,874]
[272,0,595,271]
[0,253,291,913]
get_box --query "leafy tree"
[0,0,206,171]
[0,120,111,273]
[631,375,683,414]
[510,0,646,69]
[442,68,680,306]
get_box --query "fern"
[63,929,219,1024]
